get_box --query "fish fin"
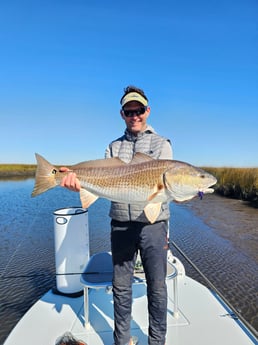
[130,152,154,164]
[80,188,99,208]
[71,157,126,169]
[147,183,165,201]
[144,202,162,224]
[31,153,58,197]
[71,153,152,170]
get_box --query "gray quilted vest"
[105,126,172,223]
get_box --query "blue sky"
[0,0,257,167]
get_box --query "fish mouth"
[199,188,214,194]
[197,187,214,200]
[205,187,214,194]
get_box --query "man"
[61,86,172,345]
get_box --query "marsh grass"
[202,167,258,203]
[0,164,36,177]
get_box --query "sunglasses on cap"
[122,107,147,118]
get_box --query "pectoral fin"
[80,188,99,208]
[144,202,162,224]
[147,183,165,202]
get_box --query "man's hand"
[59,167,81,192]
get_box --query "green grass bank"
[202,167,258,206]
[0,164,36,177]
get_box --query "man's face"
[121,101,150,134]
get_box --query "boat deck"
[4,276,256,345]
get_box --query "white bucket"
[53,207,89,294]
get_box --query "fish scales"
[73,161,168,202]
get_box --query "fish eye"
[52,169,57,174]
[200,174,205,178]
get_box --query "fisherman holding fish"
[32,86,215,345]
[61,86,173,345]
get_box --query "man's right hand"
[59,167,81,192]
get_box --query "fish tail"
[31,153,58,197]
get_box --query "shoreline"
[0,171,35,177]
[0,165,36,178]
[187,194,258,263]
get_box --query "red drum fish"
[32,153,217,223]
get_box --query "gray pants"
[111,219,168,345]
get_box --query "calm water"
[0,179,257,344]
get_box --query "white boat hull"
[4,275,256,345]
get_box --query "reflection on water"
[0,179,257,343]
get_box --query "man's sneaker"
[113,335,138,345]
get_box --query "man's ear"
[145,106,151,119]
[120,109,125,119]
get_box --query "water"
[0,179,257,344]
